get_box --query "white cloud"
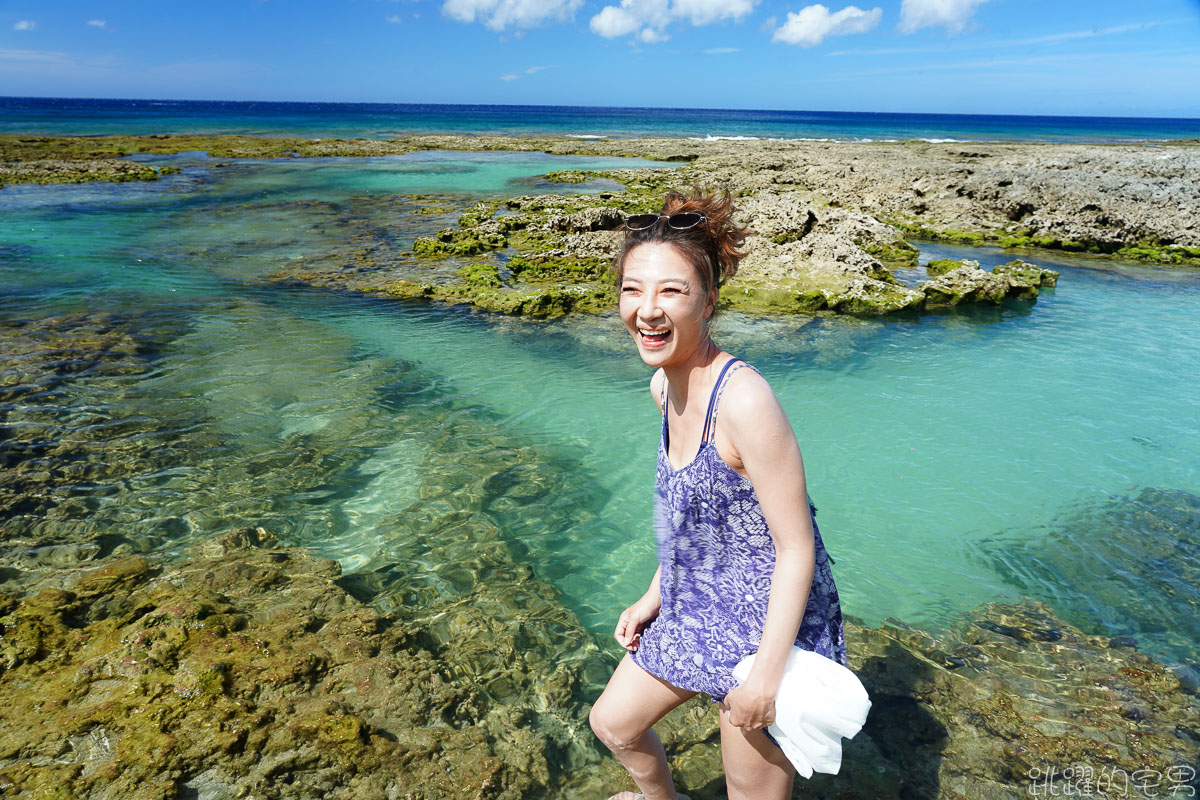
[897,0,985,35]
[588,6,637,37]
[444,0,583,31]
[500,73,519,80]
[772,4,881,47]
[13,20,36,31]
[526,64,550,73]
[590,0,658,38]
[590,0,752,44]
[385,14,402,23]
[86,19,106,28]
[705,46,740,54]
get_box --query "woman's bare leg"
[590,654,696,800]
[718,705,796,800]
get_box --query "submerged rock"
[2,524,1196,799]
[843,601,1199,800]
[984,486,1200,671]
[0,312,175,559]
[0,527,601,799]
[6,529,1195,800]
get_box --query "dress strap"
[701,358,751,443]
[659,373,671,446]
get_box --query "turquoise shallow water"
[3,153,1199,673]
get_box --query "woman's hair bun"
[659,187,749,285]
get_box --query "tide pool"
[2,152,1198,681]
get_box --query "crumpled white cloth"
[731,647,871,778]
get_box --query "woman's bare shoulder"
[719,363,803,472]
[720,364,789,431]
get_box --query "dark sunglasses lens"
[668,213,704,229]
[626,214,658,230]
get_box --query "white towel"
[731,647,871,778]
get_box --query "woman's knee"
[719,713,794,799]
[589,698,650,753]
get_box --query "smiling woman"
[589,189,850,800]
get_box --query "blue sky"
[2,0,1198,116]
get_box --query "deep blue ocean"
[3,96,1199,142]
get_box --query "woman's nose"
[639,289,662,320]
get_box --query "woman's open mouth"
[639,328,671,348]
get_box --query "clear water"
[3,152,1199,676]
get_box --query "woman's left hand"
[721,680,777,731]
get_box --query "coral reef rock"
[0,527,601,800]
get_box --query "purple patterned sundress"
[631,357,847,703]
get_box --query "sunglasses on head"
[624,212,707,231]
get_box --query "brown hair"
[613,188,749,309]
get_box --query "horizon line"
[3,95,1200,123]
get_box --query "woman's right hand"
[614,594,661,652]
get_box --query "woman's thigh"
[718,706,796,800]
[590,654,696,747]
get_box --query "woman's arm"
[615,564,663,652]
[717,370,816,729]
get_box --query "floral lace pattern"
[631,365,847,702]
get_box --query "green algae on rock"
[2,131,1101,319]
[919,258,1059,307]
[993,258,1060,288]
[22,130,1200,315]
[724,198,927,316]
[5,133,1198,276]
[925,258,964,277]
[862,239,921,268]
[9,527,1194,800]
[0,526,602,799]
[414,229,507,258]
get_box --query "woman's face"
[618,242,716,369]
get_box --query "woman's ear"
[704,289,718,319]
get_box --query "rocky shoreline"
[5,133,1199,319]
[4,134,1199,798]
[3,524,1197,799]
